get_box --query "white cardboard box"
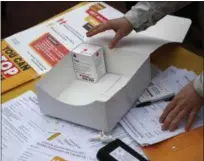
[36,14,192,132]
[36,45,151,132]
[71,43,106,83]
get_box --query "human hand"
[159,81,204,132]
[86,17,133,49]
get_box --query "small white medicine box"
[36,44,151,132]
[71,43,106,83]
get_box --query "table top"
[2,43,203,161]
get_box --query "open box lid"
[138,15,191,42]
[86,15,191,55]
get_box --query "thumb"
[109,32,124,49]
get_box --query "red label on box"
[30,33,69,66]
[86,9,108,23]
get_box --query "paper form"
[2,91,49,161]
[136,66,197,104]
[151,66,190,85]
[53,119,147,160]
[2,91,148,160]
[152,66,197,93]
[120,67,203,146]
[151,66,178,84]
[15,137,91,161]
[149,66,181,98]
[121,101,204,145]
[2,91,83,161]
[136,83,173,104]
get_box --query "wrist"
[193,74,204,97]
[124,11,142,31]
[123,16,134,30]
[191,81,204,106]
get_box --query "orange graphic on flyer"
[30,33,69,66]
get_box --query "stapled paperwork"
[121,101,203,146]
[15,137,91,161]
[120,67,204,146]
[2,91,147,161]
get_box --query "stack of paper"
[151,66,197,94]
[120,66,203,146]
[2,91,147,161]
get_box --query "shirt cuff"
[125,10,150,32]
[193,73,204,97]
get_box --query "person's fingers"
[86,22,112,37]
[159,99,177,123]
[185,108,199,131]
[109,32,124,49]
[162,101,184,131]
[168,109,190,132]
[86,24,101,36]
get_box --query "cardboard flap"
[86,31,169,56]
[86,15,191,55]
[103,46,150,76]
[139,15,192,42]
[36,53,76,98]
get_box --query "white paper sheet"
[152,66,197,93]
[2,91,53,161]
[51,117,147,160]
[15,137,91,161]
[121,101,203,145]
[2,91,147,161]
[120,67,203,146]
[2,91,87,161]
[135,66,197,105]
[136,83,174,104]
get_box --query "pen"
[135,94,175,107]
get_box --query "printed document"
[2,91,147,161]
[15,137,91,161]
[121,67,203,145]
[121,101,203,145]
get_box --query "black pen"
[135,94,175,108]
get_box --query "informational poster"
[1,2,123,93]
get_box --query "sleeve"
[193,72,204,97]
[125,2,191,32]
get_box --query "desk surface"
[2,44,203,161]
